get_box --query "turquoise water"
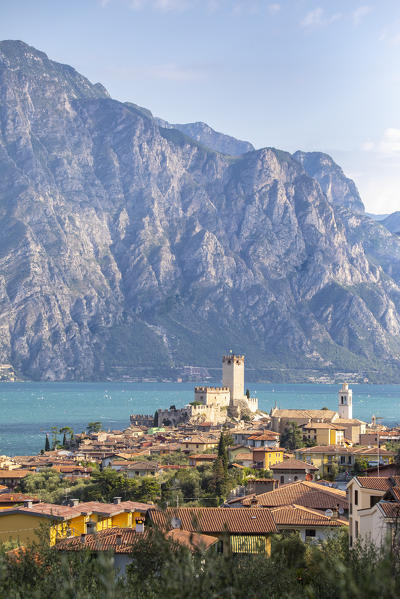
[0,382,400,456]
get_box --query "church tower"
[338,383,352,420]
[222,354,245,403]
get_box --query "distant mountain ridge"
[2,40,400,382]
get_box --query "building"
[295,445,395,478]
[157,354,258,427]
[226,480,348,514]
[149,507,276,555]
[270,504,348,541]
[270,458,318,485]
[56,526,218,575]
[346,476,398,547]
[302,422,346,446]
[270,384,366,444]
[0,498,153,545]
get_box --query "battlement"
[194,386,230,393]
[222,355,244,363]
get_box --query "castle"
[157,354,258,426]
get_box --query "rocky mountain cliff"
[2,40,400,382]
[382,212,400,235]
[155,117,255,156]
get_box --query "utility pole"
[375,417,384,476]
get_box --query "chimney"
[86,520,97,535]
[70,498,79,507]
[113,497,122,504]
[80,533,86,541]
[250,495,259,508]
[24,500,33,509]
[135,518,145,533]
[116,534,122,545]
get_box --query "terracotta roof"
[234,454,254,461]
[236,481,347,510]
[149,508,277,534]
[247,432,280,440]
[166,529,218,552]
[0,470,31,478]
[355,477,393,491]
[271,408,337,420]
[271,504,348,527]
[302,422,345,430]
[188,454,217,460]
[124,462,159,470]
[270,459,318,471]
[0,500,153,520]
[379,502,400,518]
[0,493,40,503]
[56,527,218,554]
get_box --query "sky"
[1,0,400,214]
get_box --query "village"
[0,354,399,575]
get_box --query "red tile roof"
[55,526,218,553]
[149,507,277,534]
[270,459,318,471]
[355,477,393,491]
[270,504,348,527]
[237,481,347,511]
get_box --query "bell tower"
[338,383,352,420]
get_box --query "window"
[355,521,359,538]
[370,495,380,508]
[294,476,298,481]
[354,490,358,505]
[305,529,316,537]
[340,456,346,464]
[280,476,284,484]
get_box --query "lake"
[1,382,400,456]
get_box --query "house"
[181,436,219,454]
[123,461,160,477]
[0,493,40,510]
[270,408,337,433]
[270,504,348,541]
[148,507,277,555]
[56,526,218,575]
[246,432,280,449]
[252,448,285,470]
[346,476,397,547]
[245,478,279,495]
[270,458,318,484]
[0,498,153,545]
[0,470,32,490]
[295,445,395,478]
[188,454,217,467]
[228,445,253,463]
[226,480,348,515]
[301,422,346,446]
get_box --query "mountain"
[381,212,400,235]
[154,118,255,156]
[293,151,365,214]
[2,40,400,382]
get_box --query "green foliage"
[87,421,102,434]
[1,528,400,598]
[280,422,305,451]
[353,456,369,474]
[44,435,50,452]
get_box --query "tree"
[44,435,50,452]
[280,422,305,451]
[86,421,102,434]
[217,432,228,473]
[50,426,59,449]
[245,389,250,399]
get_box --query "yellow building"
[253,448,285,470]
[302,422,346,446]
[0,498,153,546]
[296,445,395,478]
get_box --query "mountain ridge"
[1,40,400,382]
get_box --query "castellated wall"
[194,386,230,407]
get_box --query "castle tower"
[222,354,245,403]
[338,383,352,420]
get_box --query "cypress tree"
[45,435,50,452]
[62,433,67,447]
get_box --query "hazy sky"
[1,0,400,213]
